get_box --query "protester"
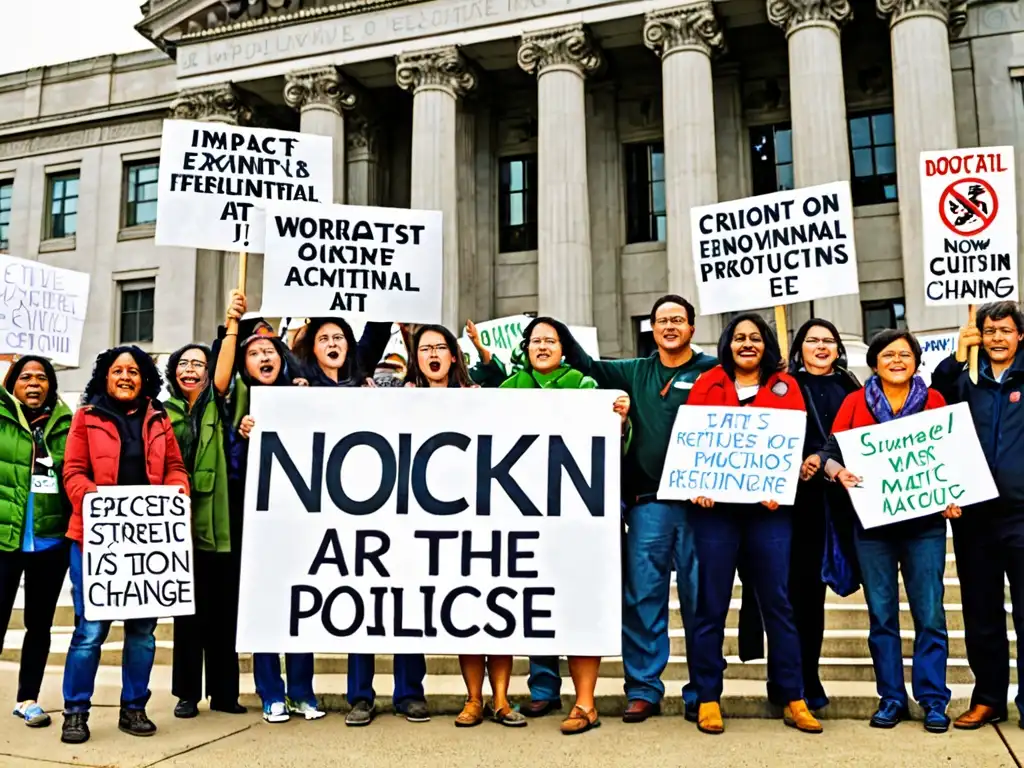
[565,295,716,723]
[0,357,72,728]
[931,301,1024,729]
[498,316,630,734]
[826,329,960,733]
[213,292,323,725]
[406,325,475,389]
[165,328,246,716]
[465,319,520,387]
[291,316,392,387]
[60,347,189,744]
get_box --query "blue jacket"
[932,352,1024,504]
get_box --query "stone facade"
[0,0,1022,385]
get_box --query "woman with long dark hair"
[291,317,393,387]
[406,325,475,389]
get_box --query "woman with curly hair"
[60,346,189,744]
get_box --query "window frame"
[749,122,794,196]
[123,160,159,229]
[0,180,12,252]
[45,170,80,241]
[847,109,897,206]
[497,154,538,254]
[624,141,667,245]
[117,279,156,345]
[861,298,907,344]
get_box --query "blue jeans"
[63,544,156,713]
[690,505,803,703]
[855,528,950,710]
[253,653,316,706]
[528,657,561,701]
[347,654,426,709]
[622,500,698,706]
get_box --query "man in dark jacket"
[931,300,1024,730]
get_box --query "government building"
[0,0,1022,389]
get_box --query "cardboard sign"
[0,254,90,367]
[260,202,443,322]
[658,406,806,505]
[921,147,1018,305]
[834,403,997,529]
[236,387,622,655]
[155,120,334,253]
[916,331,959,384]
[691,181,859,315]
[458,315,601,371]
[82,486,195,621]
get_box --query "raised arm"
[214,290,246,396]
[564,339,635,392]
[355,322,395,378]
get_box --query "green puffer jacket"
[166,393,232,553]
[0,388,72,551]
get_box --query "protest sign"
[0,254,90,367]
[834,403,997,529]
[917,331,959,383]
[237,387,622,655]
[458,315,601,371]
[155,119,333,253]
[691,181,859,315]
[260,202,443,321]
[658,406,806,505]
[81,486,194,621]
[920,147,1018,305]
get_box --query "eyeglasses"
[654,316,688,327]
[732,335,763,344]
[176,360,207,372]
[418,344,449,355]
[803,337,838,347]
[316,334,347,345]
[879,351,914,362]
[528,337,558,346]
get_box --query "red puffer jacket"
[687,364,806,411]
[63,400,190,544]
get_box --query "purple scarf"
[863,374,929,423]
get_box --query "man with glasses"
[932,301,1024,730]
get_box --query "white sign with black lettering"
[691,181,859,315]
[237,387,622,655]
[260,202,443,322]
[82,486,195,622]
[155,119,334,253]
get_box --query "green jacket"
[0,388,72,551]
[166,393,232,553]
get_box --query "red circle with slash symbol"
[939,177,998,237]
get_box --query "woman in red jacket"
[60,346,189,745]
[685,313,821,736]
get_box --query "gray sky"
[0,0,149,75]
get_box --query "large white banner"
[658,406,806,505]
[82,486,195,621]
[920,147,1018,305]
[0,254,90,367]
[260,202,443,322]
[691,181,859,315]
[155,119,334,253]
[237,387,622,655]
[458,315,601,371]
[834,403,998,529]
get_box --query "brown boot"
[697,702,724,735]
[954,704,1006,730]
[784,700,823,734]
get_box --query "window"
[862,298,906,343]
[46,172,79,239]
[124,161,159,227]
[750,124,793,195]
[625,143,666,244]
[498,155,537,253]
[0,181,11,251]
[119,283,155,344]
[848,110,897,205]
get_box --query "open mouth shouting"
[428,361,442,373]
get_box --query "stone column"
[518,25,602,326]
[346,115,382,206]
[644,3,723,341]
[284,67,358,204]
[397,46,477,331]
[877,0,965,332]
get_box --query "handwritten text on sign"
[658,407,806,505]
[920,147,1018,305]
[237,387,622,655]
[690,181,859,315]
[82,486,195,622]
[0,254,90,367]
[834,403,997,529]
[458,315,601,371]
[155,120,334,253]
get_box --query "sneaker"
[174,699,199,719]
[13,702,51,727]
[262,701,289,723]
[286,698,326,721]
[61,711,90,744]
[399,699,430,723]
[118,708,157,737]
[345,700,375,727]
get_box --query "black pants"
[787,494,827,703]
[172,549,241,704]
[953,500,1024,717]
[0,542,70,701]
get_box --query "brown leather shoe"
[697,702,724,735]
[521,700,562,718]
[784,700,823,734]
[622,699,660,723]
[561,705,600,735]
[954,704,1006,730]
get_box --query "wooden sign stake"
[774,305,789,361]
[968,303,979,383]
[226,251,248,336]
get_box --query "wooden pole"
[225,251,248,336]
[968,303,979,383]
[774,305,789,361]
